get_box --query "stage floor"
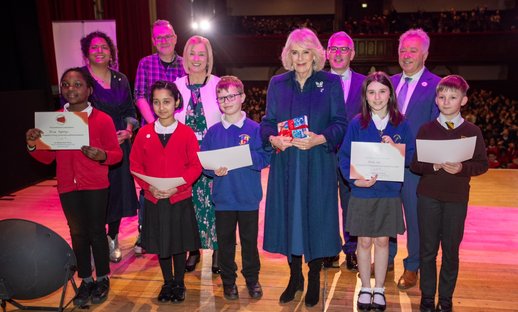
[1,169,517,311]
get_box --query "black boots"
[305,258,322,307]
[279,256,304,303]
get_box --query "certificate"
[197,144,253,171]
[34,112,89,150]
[416,137,476,164]
[350,142,406,182]
[131,171,186,191]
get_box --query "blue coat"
[260,70,348,262]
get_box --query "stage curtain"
[36,0,95,85]
[103,0,152,87]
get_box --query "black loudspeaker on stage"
[0,219,77,311]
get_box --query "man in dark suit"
[390,28,441,290]
[323,31,365,271]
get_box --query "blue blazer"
[391,68,441,138]
[345,70,366,122]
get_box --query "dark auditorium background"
[1,0,517,195]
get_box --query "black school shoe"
[157,282,174,302]
[91,278,110,304]
[247,282,263,299]
[223,283,239,300]
[171,285,186,303]
[73,280,95,307]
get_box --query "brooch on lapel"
[315,81,324,92]
[421,81,428,87]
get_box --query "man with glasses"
[134,19,185,125]
[323,31,365,271]
[133,19,186,255]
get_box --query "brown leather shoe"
[397,270,418,290]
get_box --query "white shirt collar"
[438,113,464,129]
[402,66,425,84]
[331,68,351,80]
[371,112,389,131]
[221,111,246,129]
[63,102,93,116]
[154,119,178,134]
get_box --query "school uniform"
[411,115,488,301]
[201,112,270,287]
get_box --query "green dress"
[185,83,218,250]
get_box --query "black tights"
[159,252,187,286]
[107,219,121,239]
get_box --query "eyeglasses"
[154,34,174,42]
[217,93,242,103]
[328,46,352,54]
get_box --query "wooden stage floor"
[1,169,518,311]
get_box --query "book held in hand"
[277,115,309,139]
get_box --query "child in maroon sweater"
[410,75,488,312]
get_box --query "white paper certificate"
[131,171,186,191]
[416,136,476,164]
[350,142,406,182]
[34,112,89,150]
[197,144,253,171]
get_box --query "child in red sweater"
[411,75,488,312]
[130,80,202,304]
[26,67,122,307]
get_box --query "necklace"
[89,67,111,87]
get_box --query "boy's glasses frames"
[217,93,242,103]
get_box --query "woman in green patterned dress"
[175,35,221,273]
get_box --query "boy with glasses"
[200,76,270,300]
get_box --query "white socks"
[359,287,372,304]
[373,287,386,305]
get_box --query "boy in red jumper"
[410,75,488,312]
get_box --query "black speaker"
[0,219,77,311]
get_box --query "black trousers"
[418,195,468,299]
[60,189,110,278]
[215,210,260,286]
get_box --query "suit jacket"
[345,70,366,122]
[391,68,441,138]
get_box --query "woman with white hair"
[260,28,348,307]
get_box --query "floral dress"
[185,83,218,250]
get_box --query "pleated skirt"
[346,196,405,238]
[142,197,201,257]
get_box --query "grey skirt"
[345,196,405,238]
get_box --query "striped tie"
[397,77,411,113]
[445,121,454,130]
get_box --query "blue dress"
[260,70,348,262]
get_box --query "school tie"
[445,121,455,130]
[397,77,412,113]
